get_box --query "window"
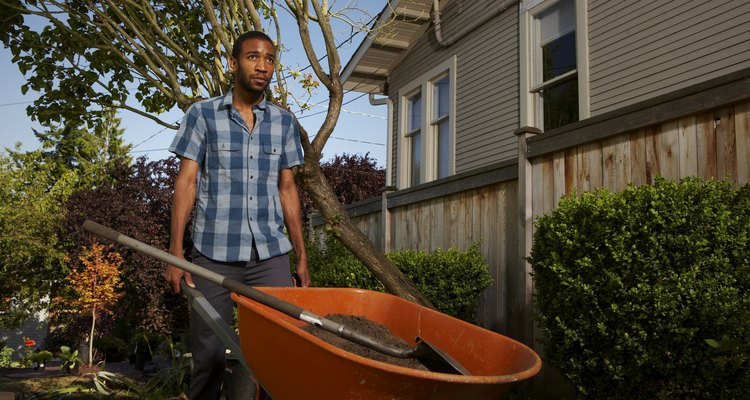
[398,57,456,188]
[407,91,422,185]
[521,0,589,130]
[432,74,451,179]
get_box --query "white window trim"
[519,0,590,129]
[397,56,457,188]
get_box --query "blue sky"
[0,3,388,166]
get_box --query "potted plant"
[58,345,83,374]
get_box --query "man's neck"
[232,87,264,111]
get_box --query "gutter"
[369,94,394,186]
[432,0,519,47]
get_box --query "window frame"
[520,0,590,130]
[397,56,457,188]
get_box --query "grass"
[0,365,167,399]
[0,373,117,399]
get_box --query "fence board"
[659,120,680,180]
[679,115,698,178]
[531,157,544,221]
[737,101,750,184]
[645,125,661,184]
[553,153,566,206]
[602,135,631,191]
[542,155,555,213]
[630,129,647,186]
[715,107,738,181]
[576,145,591,193]
[564,148,577,195]
[696,111,717,179]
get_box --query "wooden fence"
[311,73,750,348]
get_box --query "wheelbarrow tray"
[232,287,541,400]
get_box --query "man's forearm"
[278,169,306,259]
[170,159,199,257]
[170,187,195,256]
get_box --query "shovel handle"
[82,220,307,321]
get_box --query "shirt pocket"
[262,138,282,174]
[262,142,281,157]
[210,141,240,170]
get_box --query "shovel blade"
[414,337,471,375]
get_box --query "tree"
[60,242,124,366]
[31,109,132,187]
[0,149,74,328]
[298,152,385,227]
[0,113,133,328]
[62,156,188,336]
[1,1,432,305]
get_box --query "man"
[165,31,310,399]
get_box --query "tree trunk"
[89,306,96,367]
[298,162,434,307]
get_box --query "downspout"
[370,93,395,252]
[369,94,394,187]
[432,0,520,47]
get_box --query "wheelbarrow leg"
[182,281,269,400]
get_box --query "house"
[327,0,748,393]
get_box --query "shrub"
[307,236,493,323]
[388,244,494,323]
[306,236,385,291]
[30,350,53,365]
[94,336,127,362]
[530,177,750,399]
[0,346,12,367]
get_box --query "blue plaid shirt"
[169,92,304,262]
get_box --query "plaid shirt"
[169,91,304,262]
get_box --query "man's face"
[230,37,276,94]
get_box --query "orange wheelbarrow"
[234,287,541,399]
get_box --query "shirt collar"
[218,89,269,111]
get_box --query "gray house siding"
[388,1,520,184]
[588,0,750,116]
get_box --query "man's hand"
[293,256,311,287]
[164,264,194,294]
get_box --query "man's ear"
[229,56,237,73]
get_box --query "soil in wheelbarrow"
[302,314,429,371]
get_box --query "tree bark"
[298,162,434,308]
[89,305,96,367]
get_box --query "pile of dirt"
[301,314,428,371]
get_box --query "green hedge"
[306,237,493,323]
[530,176,750,399]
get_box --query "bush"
[0,346,12,367]
[94,336,127,362]
[307,236,386,291]
[530,177,750,399]
[30,350,53,365]
[307,236,493,323]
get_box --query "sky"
[0,2,388,167]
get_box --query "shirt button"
[250,155,254,159]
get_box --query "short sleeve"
[169,103,207,164]
[280,115,304,169]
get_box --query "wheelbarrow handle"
[82,220,307,322]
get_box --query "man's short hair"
[232,31,275,59]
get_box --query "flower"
[24,339,36,347]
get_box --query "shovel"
[82,220,470,375]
